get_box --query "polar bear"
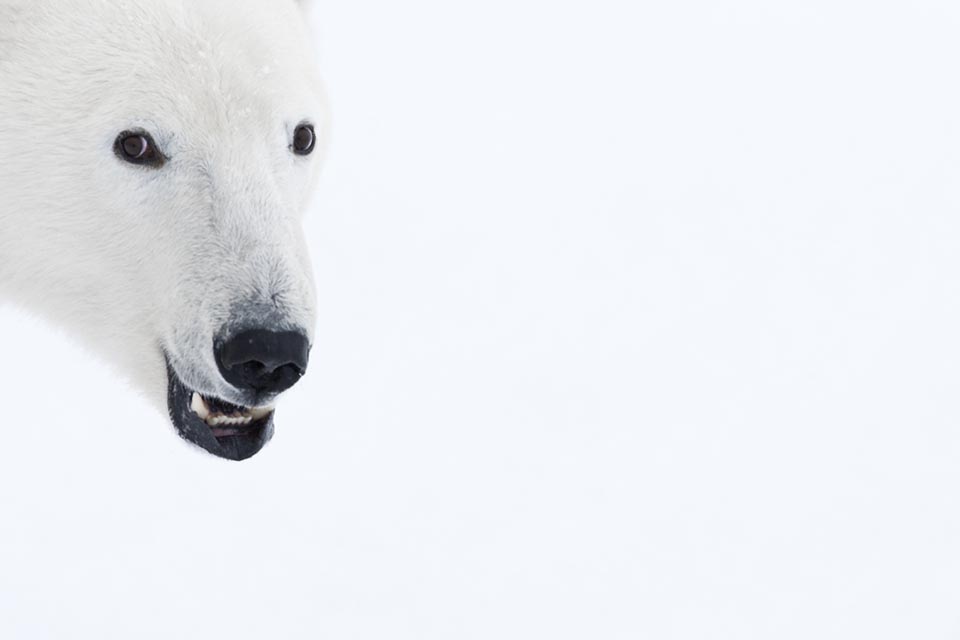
[0,0,329,460]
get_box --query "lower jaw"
[165,361,275,461]
[204,423,274,461]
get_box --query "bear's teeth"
[207,414,254,427]
[191,393,211,420]
[192,393,272,427]
[249,406,274,420]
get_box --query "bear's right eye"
[114,130,165,168]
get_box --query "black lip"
[165,360,274,461]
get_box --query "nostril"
[215,329,311,395]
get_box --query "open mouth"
[166,361,276,461]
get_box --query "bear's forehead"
[37,0,307,59]
[83,0,311,85]
[22,0,321,133]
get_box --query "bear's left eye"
[292,123,316,156]
[114,130,165,168]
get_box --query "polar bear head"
[0,0,328,460]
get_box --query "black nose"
[216,330,310,395]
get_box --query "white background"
[2,0,960,637]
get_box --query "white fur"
[0,0,327,412]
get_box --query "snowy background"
[3,0,960,637]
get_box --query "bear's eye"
[114,131,164,167]
[292,123,316,156]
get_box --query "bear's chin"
[165,360,276,461]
